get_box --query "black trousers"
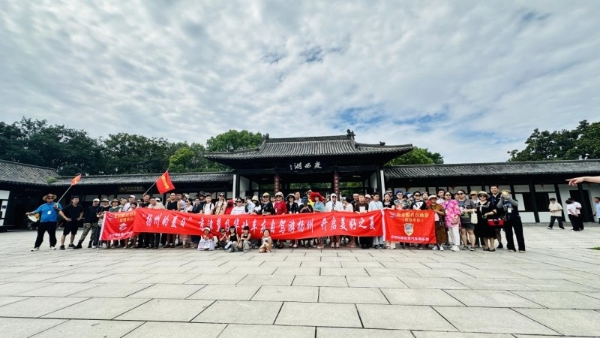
[360,236,373,248]
[35,222,57,248]
[504,217,525,251]
[568,215,583,230]
[548,216,564,229]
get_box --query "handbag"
[470,212,478,224]
[487,218,504,226]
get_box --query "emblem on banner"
[119,223,128,231]
[404,223,414,236]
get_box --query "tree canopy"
[508,120,600,161]
[1,117,449,174]
[386,147,444,165]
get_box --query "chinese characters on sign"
[289,160,324,171]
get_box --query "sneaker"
[74,243,82,249]
[462,245,468,250]
[469,246,475,251]
[439,245,444,251]
[547,226,552,229]
[87,242,92,249]
[497,244,503,249]
[102,243,107,249]
[432,246,439,250]
[31,247,39,252]
[50,246,56,250]
[92,245,97,249]
[451,245,460,252]
[68,244,75,249]
[59,245,65,250]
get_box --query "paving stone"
[219,324,314,338]
[273,267,321,276]
[185,274,246,285]
[0,318,65,338]
[3,273,64,282]
[512,278,599,292]
[365,268,420,277]
[319,286,388,304]
[124,322,226,338]
[357,304,456,331]
[436,307,558,335]
[135,273,200,284]
[126,284,203,299]
[399,277,469,289]
[0,282,53,296]
[252,285,319,302]
[116,299,214,321]
[276,302,361,327]
[515,308,600,336]
[69,283,153,298]
[91,273,154,283]
[320,267,369,276]
[193,300,281,324]
[381,288,464,306]
[300,261,342,268]
[0,296,28,307]
[33,319,143,338]
[0,296,86,317]
[237,275,294,286]
[43,298,149,320]
[317,327,413,337]
[228,266,277,275]
[347,276,406,288]
[513,291,600,309]
[188,285,259,300]
[45,273,107,283]
[17,282,97,297]
[446,290,542,308]
[414,333,515,338]
[293,276,348,287]
[452,277,533,291]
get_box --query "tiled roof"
[205,135,413,160]
[50,172,234,186]
[0,160,59,185]
[385,160,600,179]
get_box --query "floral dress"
[443,199,462,228]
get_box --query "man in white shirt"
[548,197,564,229]
[122,195,136,211]
[325,193,344,248]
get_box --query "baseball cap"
[129,195,135,198]
[365,194,372,199]
[93,198,100,202]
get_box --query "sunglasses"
[457,193,464,195]
[414,194,421,197]
[478,195,487,198]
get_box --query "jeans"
[548,216,564,229]
[34,222,57,248]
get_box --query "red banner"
[132,208,382,240]
[100,211,136,241]
[383,209,436,244]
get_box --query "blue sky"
[0,0,599,163]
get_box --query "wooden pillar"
[333,171,340,196]
[529,181,540,223]
[274,174,281,194]
[578,183,591,222]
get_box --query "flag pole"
[142,181,157,196]
[56,185,74,205]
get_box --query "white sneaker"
[50,246,56,250]
[451,245,460,252]
[439,245,444,251]
[31,247,39,252]
[432,246,438,250]
[102,243,107,249]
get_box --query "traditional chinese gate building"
[204,131,413,197]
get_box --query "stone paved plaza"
[1,225,600,338]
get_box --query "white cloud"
[0,0,599,163]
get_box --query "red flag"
[70,174,82,186]
[156,171,175,194]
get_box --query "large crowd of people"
[28,184,568,254]
[27,174,600,253]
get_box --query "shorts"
[461,222,475,230]
[63,222,79,235]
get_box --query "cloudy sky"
[1,0,598,163]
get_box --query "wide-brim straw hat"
[477,191,489,197]
[43,194,57,200]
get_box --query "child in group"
[225,226,238,252]
[258,229,272,253]
[237,226,252,252]
[198,227,215,251]
[217,228,227,250]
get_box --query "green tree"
[386,147,444,165]
[206,130,263,152]
[101,133,172,174]
[509,120,599,161]
[168,143,222,172]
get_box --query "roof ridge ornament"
[346,129,355,139]
[263,133,270,140]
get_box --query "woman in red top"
[273,192,287,248]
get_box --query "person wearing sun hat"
[261,192,275,215]
[198,227,215,251]
[27,194,62,251]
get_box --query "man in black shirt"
[489,185,504,249]
[163,193,178,248]
[75,198,101,249]
[58,196,84,250]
